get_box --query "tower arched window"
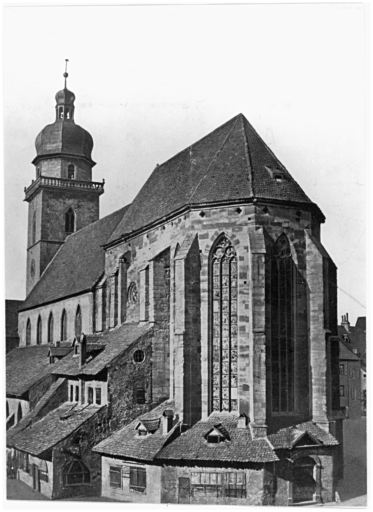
[210,235,238,413]
[75,306,82,337]
[68,164,75,180]
[36,316,42,345]
[48,313,54,344]
[26,319,31,346]
[61,309,67,341]
[271,234,295,413]
[65,208,75,234]
[32,211,36,245]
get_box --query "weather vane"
[63,59,69,88]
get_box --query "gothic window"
[26,319,31,346]
[65,208,75,234]
[17,403,23,423]
[61,309,67,341]
[36,316,42,345]
[48,313,54,344]
[68,164,75,179]
[32,211,36,245]
[210,235,238,413]
[271,234,295,413]
[64,460,90,486]
[75,305,82,337]
[127,282,138,305]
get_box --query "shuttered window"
[130,467,146,492]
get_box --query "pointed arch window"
[210,235,238,412]
[65,208,75,234]
[36,316,42,345]
[61,309,67,341]
[75,306,82,337]
[48,313,54,344]
[26,319,31,346]
[17,403,23,423]
[271,234,295,413]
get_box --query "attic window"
[133,350,145,363]
[207,433,223,444]
[274,174,283,182]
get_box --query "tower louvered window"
[271,234,295,413]
[210,235,238,412]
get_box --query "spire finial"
[63,59,69,89]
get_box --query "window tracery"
[271,234,294,413]
[210,235,238,412]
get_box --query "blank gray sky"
[3,3,366,324]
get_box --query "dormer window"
[274,174,283,182]
[205,424,230,444]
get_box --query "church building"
[7,69,343,505]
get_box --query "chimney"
[79,333,87,368]
[341,313,350,333]
[162,409,174,435]
[238,413,248,429]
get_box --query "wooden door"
[178,477,190,504]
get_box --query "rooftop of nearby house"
[339,339,361,361]
[7,402,104,456]
[6,345,68,398]
[267,422,339,450]
[52,322,151,377]
[93,400,178,461]
[107,113,324,245]
[156,413,278,464]
[19,204,130,312]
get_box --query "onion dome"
[33,62,95,166]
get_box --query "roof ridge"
[186,115,240,205]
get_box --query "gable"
[292,431,322,448]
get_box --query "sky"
[3,2,367,325]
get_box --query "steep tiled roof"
[7,377,66,444]
[156,413,278,463]
[8,403,104,456]
[5,300,22,337]
[338,324,366,361]
[268,422,339,450]
[108,114,322,244]
[52,322,151,377]
[20,205,130,312]
[93,400,178,461]
[338,339,360,361]
[6,345,67,397]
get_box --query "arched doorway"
[292,456,317,504]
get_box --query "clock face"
[30,259,35,280]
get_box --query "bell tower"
[25,61,105,296]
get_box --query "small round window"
[133,350,145,363]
